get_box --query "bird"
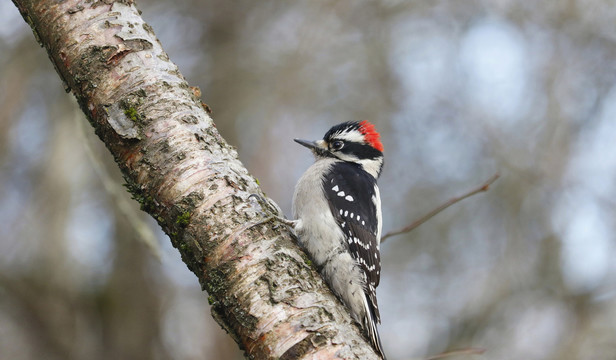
[292,120,386,358]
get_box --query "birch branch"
[10,1,380,358]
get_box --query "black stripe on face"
[337,142,382,160]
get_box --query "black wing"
[322,162,382,321]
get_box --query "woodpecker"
[292,121,386,358]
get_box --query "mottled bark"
[11,0,380,359]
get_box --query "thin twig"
[381,173,500,243]
[424,347,486,360]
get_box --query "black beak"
[294,138,330,157]
[294,138,318,150]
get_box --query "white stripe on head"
[333,129,365,144]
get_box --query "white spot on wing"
[332,185,339,192]
[337,191,345,197]
[345,195,354,202]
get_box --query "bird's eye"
[331,140,344,150]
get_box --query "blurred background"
[2,0,616,359]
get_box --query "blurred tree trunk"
[10,0,381,359]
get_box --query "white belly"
[292,158,368,322]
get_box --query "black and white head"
[295,121,384,178]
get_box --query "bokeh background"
[2,1,616,359]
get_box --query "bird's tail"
[363,296,386,359]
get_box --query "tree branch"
[424,347,486,360]
[11,1,380,358]
[381,173,500,243]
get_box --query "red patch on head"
[359,120,384,152]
